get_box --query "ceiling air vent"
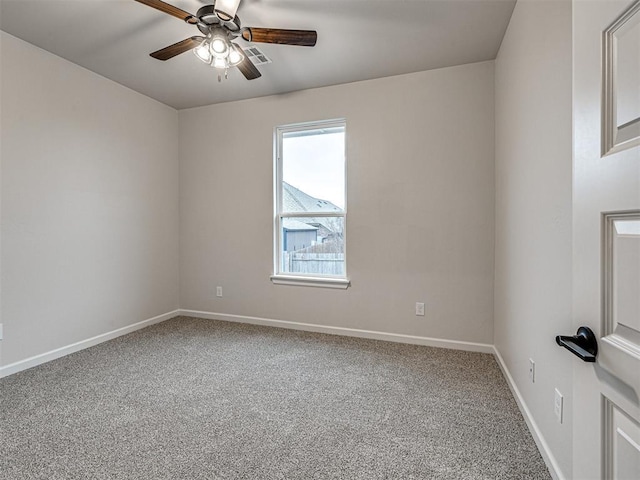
[242,45,272,66]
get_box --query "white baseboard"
[493,347,564,480]
[0,310,180,379]
[179,309,494,354]
[1,308,491,378]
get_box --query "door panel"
[615,19,640,127]
[603,0,640,155]
[600,213,640,396]
[573,0,640,478]
[612,220,640,331]
[605,400,640,479]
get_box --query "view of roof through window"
[282,127,345,210]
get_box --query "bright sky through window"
[282,131,345,209]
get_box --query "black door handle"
[555,326,598,362]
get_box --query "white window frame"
[271,119,349,289]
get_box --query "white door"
[573,0,640,478]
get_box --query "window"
[272,119,349,289]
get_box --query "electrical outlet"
[216,286,223,297]
[0,323,3,340]
[554,388,563,424]
[415,302,425,316]
[528,358,535,383]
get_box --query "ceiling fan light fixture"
[212,56,227,69]
[214,0,241,21]
[194,40,213,64]
[210,37,228,56]
[228,43,244,66]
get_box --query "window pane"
[282,127,345,213]
[281,216,345,276]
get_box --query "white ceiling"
[0,0,516,110]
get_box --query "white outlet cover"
[415,302,425,316]
[554,388,563,424]
[528,358,535,383]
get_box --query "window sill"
[270,275,350,289]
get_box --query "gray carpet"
[1,316,550,479]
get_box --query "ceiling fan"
[135,0,317,81]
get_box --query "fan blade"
[237,55,262,80]
[150,36,205,61]
[134,0,198,24]
[241,28,317,47]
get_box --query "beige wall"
[0,33,180,367]
[179,61,495,345]
[494,0,573,477]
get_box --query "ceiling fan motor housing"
[196,4,241,34]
